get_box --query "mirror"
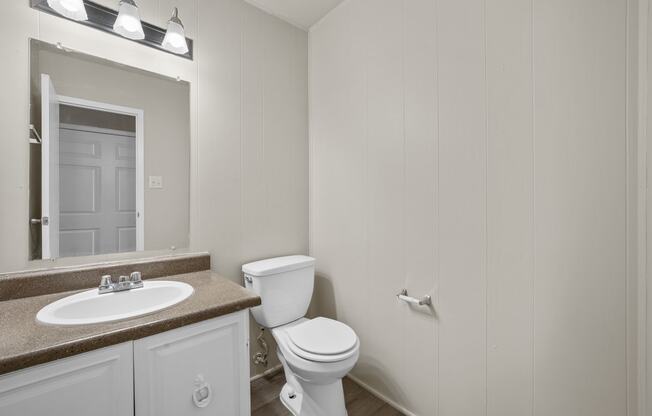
[29,39,190,260]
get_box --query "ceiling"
[243,0,346,30]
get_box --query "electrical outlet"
[148,176,163,189]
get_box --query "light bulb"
[47,0,88,21]
[113,0,144,40]
[162,8,189,55]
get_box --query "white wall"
[0,0,308,377]
[310,0,637,415]
[194,0,309,375]
[645,0,652,413]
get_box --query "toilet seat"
[278,317,359,363]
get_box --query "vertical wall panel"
[241,6,277,260]
[293,30,310,258]
[263,19,305,256]
[646,2,652,411]
[197,0,244,281]
[197,0,309,377]
[485,0,534,415]
[359,0,407,404]
[403,0,438,414]
[533,0,628,415]
[436,0,487,414]
[625,2,640,415]
[308,0,371,391]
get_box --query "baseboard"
[346,373,418,416]
[250,364,283,383]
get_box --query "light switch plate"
[149,176,163,189]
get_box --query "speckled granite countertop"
[0,271,260,376]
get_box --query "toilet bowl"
[242,256,359,416]
[272,318,360,415]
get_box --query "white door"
[0,343,133,416]
[58,125,137,257]
[134,311,251,416]
[41,74,60,259]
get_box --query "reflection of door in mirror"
[40,74,144,259]
[40,74,60,259]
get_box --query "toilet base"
[280,382,349,416]
[277,350,349,416]
[280,383,302,415]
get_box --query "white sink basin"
[36,281,194,326]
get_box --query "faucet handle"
[100,275,113,288]
[130,271,142,283]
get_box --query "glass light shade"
[113,0,144,40]
[162,8,189,55]
[162,21,189,54]
[47,0,88,21]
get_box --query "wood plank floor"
[251,370,404,416]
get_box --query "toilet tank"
[242,255,315,328]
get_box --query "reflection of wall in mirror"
[29,43,190,258]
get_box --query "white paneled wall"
[534,1,627,415]
[195,0,308,279]
[486,0,533,414]
[437,0,487,413]
[196,0,309,375]
[310,0,634,415]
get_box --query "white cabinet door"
[0,343,133,416]
[134,310,251,416]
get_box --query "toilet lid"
[286,317,358,356]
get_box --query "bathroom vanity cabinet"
[0,310,250,416]
[135,311,250,416]
[0,342,134,416]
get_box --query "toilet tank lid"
[242,255,315,277]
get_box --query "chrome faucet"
[98,271,143,294]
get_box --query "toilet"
[243,255,359,416]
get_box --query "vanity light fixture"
[113,0,145,40]
[46,0,88,21]
[162,8,189,55]
[31,0,193,59]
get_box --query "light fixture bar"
[30,0,194,60]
